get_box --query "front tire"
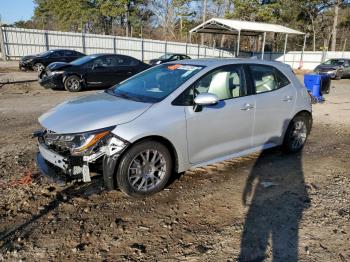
[33,63,45,72]
[335,71,342,80]
[64,75,82,92]
[282,114,312,153]
[116,141,173,198]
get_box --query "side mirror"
[193,93,219,112]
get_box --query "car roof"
[175,58,291,69]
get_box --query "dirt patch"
[0,70,349,261]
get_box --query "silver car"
[35,59,312,197]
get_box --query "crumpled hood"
[47,62,72,71]
[21,55,37,61]
[39,91,152,134]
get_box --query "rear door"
[111,56,141,85]
[343,60,350,76]
[183,64,256,164]
[248,64,296,147]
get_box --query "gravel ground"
[0,66,349,261]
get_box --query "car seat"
[208,71,231,100]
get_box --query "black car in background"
[19,49,85,72]
[314,58,350,80]
[149,53,191,65]
[39,54,150,92]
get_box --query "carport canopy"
[189,18,305,60]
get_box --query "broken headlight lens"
[44,126,116,156]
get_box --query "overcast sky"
[0,0,35,24]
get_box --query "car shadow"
[0,177,105,252]
[238,147,310,261]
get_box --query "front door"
[184,65,255,164]
[86,56,116,87]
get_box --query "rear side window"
[249,65,290,94]
[116,56,139,66]
[275,68,290,88]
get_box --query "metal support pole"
[82,33,86,54]
[113,37,117,54]
[141,38,144,62]
[189,33,192,44]
[0,27,6,60]
[342,38,347,58]
[299,34,307,69]
[261,32,266,60]
[197,43,200,58]
[283,34,288,63]
[44,31,49,51]
[236,30,241,57]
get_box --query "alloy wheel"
[290,120,307,150]
[127,149,167,192]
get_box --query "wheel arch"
[103,135,180,191]
[129,135,180,174]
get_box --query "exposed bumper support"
[36,152,71,185]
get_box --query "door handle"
[282,96,293,102]
[240,103,255,111]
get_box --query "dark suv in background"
[314,58,350,80]
[19,49,85,72]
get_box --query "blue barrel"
[304,74,329,101]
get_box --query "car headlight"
[24,59,33,63]
[50,71,64,76]
[44,126,122,156]
[156,60,162,64]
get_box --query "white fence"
[0,27,233,61]
[1,27,349,70]
[252,51,350,70]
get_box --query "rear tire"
[282,114,312,153]
[64,75,82,92]
[116,141,173,198]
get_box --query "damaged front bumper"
[39,74,64,89]
[35,131,129,186]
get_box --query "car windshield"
[70,55,97,66]
[159,54,173,59]
[107,64,204,103]
[323,59,344,66]
[39,50,54,57]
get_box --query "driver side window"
[193,66,246,100]
[174,65,246,105]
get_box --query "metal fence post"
[0,27,7,60]
[197,44,200,58]
[113,37,117,54]
[164,41,167,55]
[82,33,86,54]
[141,38,144,62]
[185,42,188,55]
[44,31,49,51]
[204,46,207,58]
